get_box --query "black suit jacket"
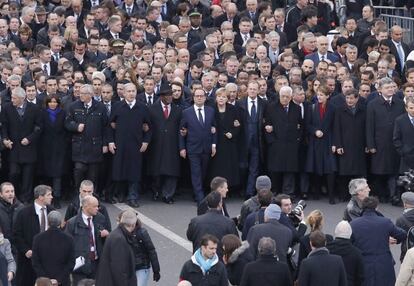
[32,227,75,286]
[393,113,414,172]
[101,30,129,41]
[389,40,410,75]
[234,32,253,47]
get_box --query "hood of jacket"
[228,241,250,264]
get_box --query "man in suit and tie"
[138,76,158,106]
[25,82,43,107]
[101,15,128,41]
[148,84,182,204]
[1,86,42,203]
[239,0,258,25]
[305,35,339,65]
[345,44,358,73]
[234,17,253,47]
[38,46,58,76]
[118,0,140,17]
[13,185,53,286]
[32,211,75,286]
[274,8,297,44]
[389,25,410,76]
[237,81,266,199]
[179,88,217,205]
[393,96,414,173]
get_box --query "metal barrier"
[380,14,414,43]
[374,6,414,17]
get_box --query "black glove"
[153,272,161,282]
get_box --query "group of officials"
[0,0,411,284]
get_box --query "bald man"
[304,35,339,65]
[65,195,109,284]
[389,25,409,74]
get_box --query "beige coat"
[396,247,414,286]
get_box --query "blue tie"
[251,101,257,119]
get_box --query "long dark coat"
[393,113,414,173]
[208,104,242,186]
[64,99,108,163]
[39,109,70,177]
[264,100,303,172]
[305,103,337,175]
[0,102,42,163]
[13,204,53,286]
[109,100,152,182]
[95,226,137,286]
[333,102,367,176]
[350,210,407,286]
[32,227,75,286]
[366,96,405,174]
[147,101,181,177]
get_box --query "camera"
[397,169,414,192]
[288,200,307,227]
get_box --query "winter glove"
[153,272,161,282]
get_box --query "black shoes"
[127,200,140,208]
[162,197,174,204]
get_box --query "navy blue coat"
[305,103,336,175]
[393,113,414,172]
[350,210,407,286]
[179,105,217,154]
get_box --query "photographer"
[274,194,307,245]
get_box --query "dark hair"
[344,88,358,98]
[210,177,227,192]
[33,185,52,199]
[200,234,219,246]
[190,59,204,69]
[206,191,222,209]
[362,196,379,210]
[301,5,318,22]
[44,95,62,109]
[274,194,291,207]
[258,189,273,207]
[222,234,241,260]
[309,230,326,248]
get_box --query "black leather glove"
[153,272,161,282]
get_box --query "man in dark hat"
[147,83,182,204]
[188,8,203,47]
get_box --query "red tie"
[163,105,169,119]
[87,218,96,260]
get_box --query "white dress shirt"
[34,202,48,230]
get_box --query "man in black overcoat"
[64,84,108,193]
[13,185,54,286]
[147,84,182,204]
[108,83,152,208]
[393,96,414,173]
[1,86,42,203]
[32,211,75,286]
[366,77,405,201]
[263,86,303,195]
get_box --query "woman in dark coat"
[305,85,337,203]
[131,217,161,286]
[208,88,241,187]
[333,89,367,200]
[39,96,69,208]
[222,235,253,286]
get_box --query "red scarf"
[318,103,326,120]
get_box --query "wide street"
[62,192,404,286]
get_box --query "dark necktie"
[163,105,169,119]
[321,55,325,61]
[198,108,204,125]
[148,96,152,105]
[284,106,288,114]
[251,101,257,119]
[105,103,110,116]
[411,117,414,127]
[87,218,96,260]
[40,207,46,232]
[84,104,89,113]
[127,7,132,15]
[43,64,48,75]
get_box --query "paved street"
[62,192,404,286]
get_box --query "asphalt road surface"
[61,192,404,286]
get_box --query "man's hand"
[233,120,240,127]
[102,146,108,154]
[140,142,148,153]
[7,272,13,281]
[211,145,216,157]
[180,128,187,137]
[153,272,161,282]
[50,279,58,286]
[265,125,273,133]
[25,250,32,258]
[142,123,149,132]
[21,138,30,146]
[108,143,116,154]
[315,130,323,138]
[78,123,85,132]
[331,146,336,153]
[225,132,232,139]
[389,237,397,245]
[211,127,216,134]
[180,149,186,159]
[100,229,110,237]
[3,139,12,149]
[337,148,344,155]
[369,148,377,154]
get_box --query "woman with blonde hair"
[297,210,333,267]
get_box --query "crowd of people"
[0,0,411,284]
